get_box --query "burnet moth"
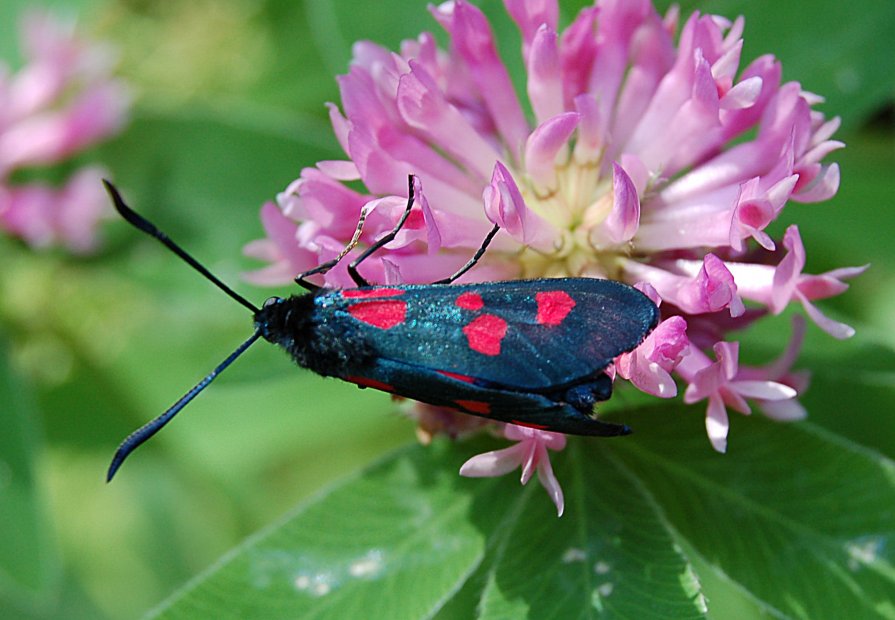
[104,176,659,481]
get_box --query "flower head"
[0,10,130,252]
[247,0,860,513]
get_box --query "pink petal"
[413,177,442,254]
[558,7,599,107]
[519,440,541,485]
[431,1,530,158]
[536,448,565,517]
[721,75,763,110]
[728,173,798,252]
[345,121,484,214]
[459,443,526,478]
[504,425,566,450]
[732,380,797,401]
[797,273,851,300]
[281,167,368,236]
[730,195,776,251]
[825,265,871,281]
[503,0,558,54]
[617,318,685,398]
[705,394,729,453]
[633,187,745,252]
[792,163,840,203]
[527,25,564,124]
[316,160,361,181]
[643,315,689,367]
[714,340,740,380]
[608,11,676,152]
[683,363,722,403]
[601,162,641,244]
[380,258,402,285]
[396,61,499,180]
[675,346,711,383]
[674,254,745,316]
[326,103,352,156]
[524,112,579,189]
[634,281,662,305]
[483,162,527,241]
[626,47,721,175]
[770,225,805,313]
[586,0,658,142]
[758,399,807,422]
[798,295,855,339]
[800,138,845,168]
[572,94,603,162]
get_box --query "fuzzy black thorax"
[254,293,376,378]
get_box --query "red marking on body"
[455,291,484,311]
[348,300,407,329]
[345,375,395,392]
[455,400,491,414]
[437,370,476,384]
[462,314,508,356]
[510,420,550,430]
[342,288,404,299]
[536,290,576,326]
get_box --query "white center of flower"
[516,157,628,280]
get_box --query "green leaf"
[474,441,705,619]
[610,406,895,620]
[0,337,60,611]
[150,442,488,619]
[149,395,895,619]
[150,437,708,619]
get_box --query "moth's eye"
[262,296,283,308]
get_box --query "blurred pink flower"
[246,0,861,511]
[0,10,130,252]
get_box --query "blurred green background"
[0,0,892,618]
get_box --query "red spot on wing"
[437,370,476,383]
[510,420,550,430]
[345,375,395,392]
[348,300,407,329]
[456,291,484,310]
[536,290,576,326]
[342,287,404,299]
[455,400,491,414]
[462,314,508,356]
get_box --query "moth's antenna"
[104,180,265,480]
[103,180,260,314]
[107,330,263,482]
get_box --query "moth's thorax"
[253,292,374,377]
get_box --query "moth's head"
[253,294,315,348]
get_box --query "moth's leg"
[294,202,372,291]
[347,174,416,287]
[431,223,500,285]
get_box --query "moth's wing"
[345,358,630,437]
[327,278,659,390]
